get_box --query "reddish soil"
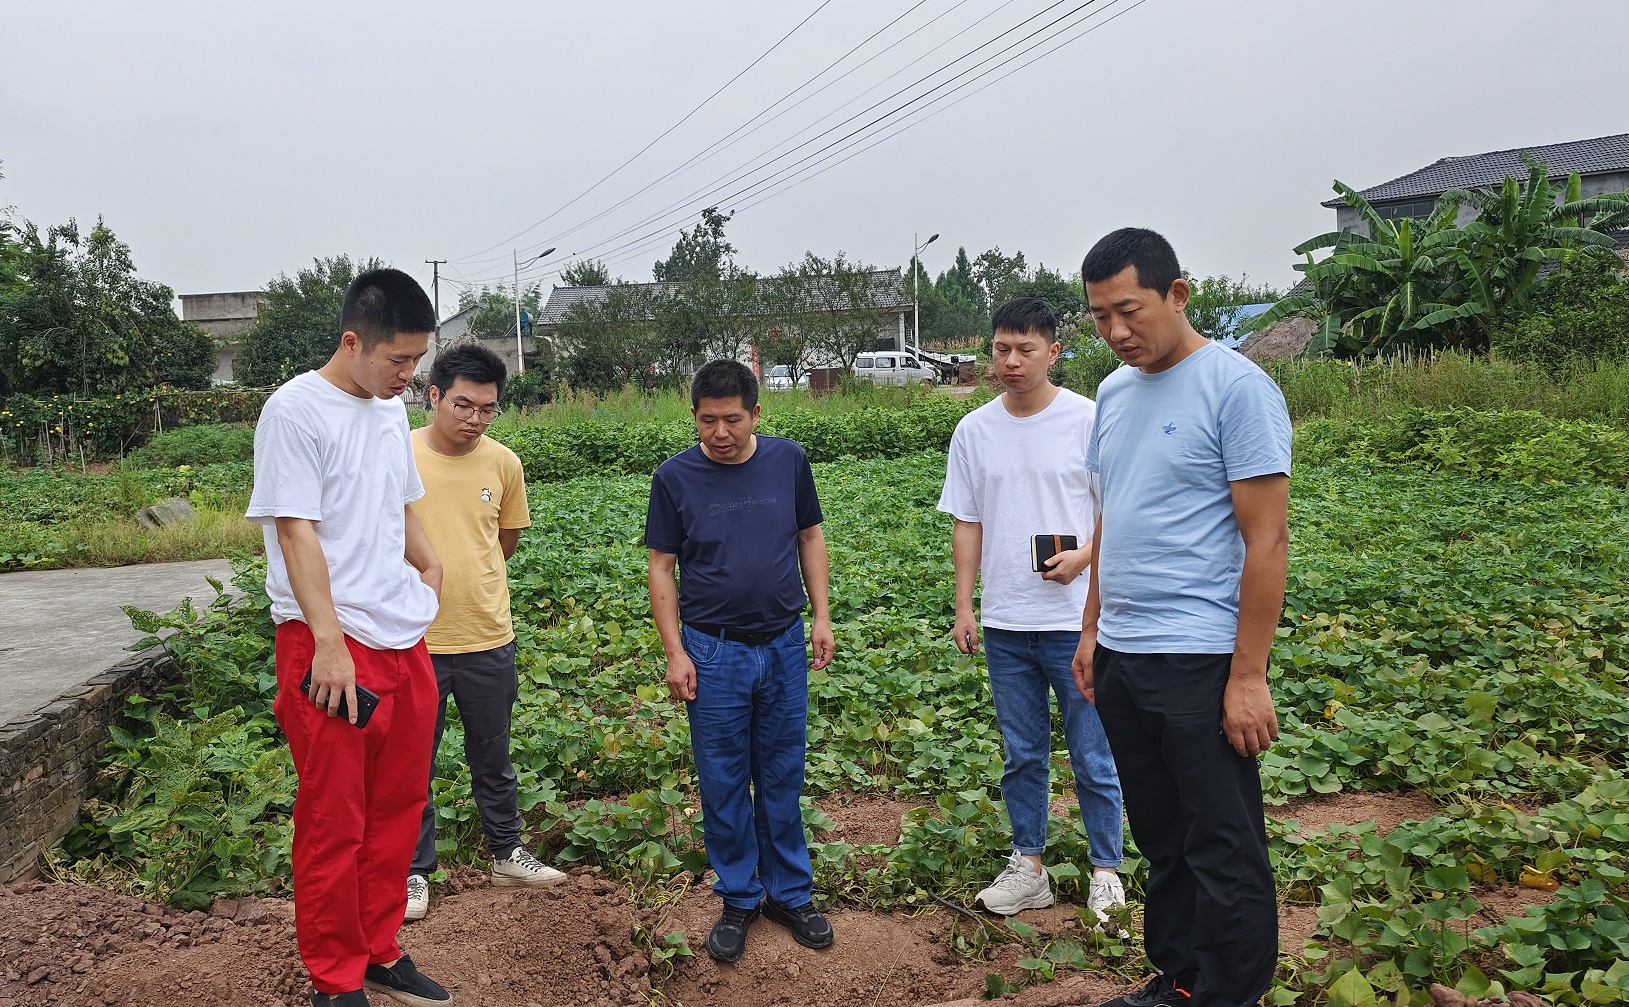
[817,794,925,847]
[1279,789,1439,835]
[0,789,1553,1007]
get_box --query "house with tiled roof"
[1324,132,1629,232]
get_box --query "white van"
[851,351,937,387]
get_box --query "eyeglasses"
[447,401,502,423]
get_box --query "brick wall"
[0,652,179,881]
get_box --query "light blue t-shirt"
[1085,341,1292,654]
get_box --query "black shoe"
[363,953,452,1006]
[762,898,834,949]
[705,903,760,962]
[309,992,369,1006]
[1099,974,1190,1007]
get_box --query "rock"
[135,498,198,530]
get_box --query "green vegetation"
[57,407,1629,1004]
[1249,157,1629,357]
[0,212,213,398]
[0,462,259,571]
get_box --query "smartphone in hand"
[300,668,381,728]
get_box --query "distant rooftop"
[1322,132,1629,207]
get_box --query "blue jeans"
[983,628,1124,867]
[683,620,814,909]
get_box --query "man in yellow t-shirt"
[404,343,565,922]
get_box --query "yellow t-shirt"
[411,430,531,654]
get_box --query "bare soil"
[1279,789,1439,835]
[0,789,1553,1007]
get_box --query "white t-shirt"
[937,388,1099,632]
[245,371,440,651]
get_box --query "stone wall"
[0,651,178,882]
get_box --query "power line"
[447,0,1091,285]
[448,0,975,272]
[450,0,836,264]
[580,0,1155,276]
[521,0,1114,271]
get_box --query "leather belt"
[686,621,795,646]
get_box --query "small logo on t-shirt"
[480,487,493,502]
[1162,423,1176,435]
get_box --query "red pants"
[272,621,437,994]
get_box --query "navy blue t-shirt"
[644,436,823,634]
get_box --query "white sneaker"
[974,850,1054,915]
[405,873,430,921]
[1087,870,1129,936]
[492,847,568,887]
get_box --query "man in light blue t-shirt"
[1070,229,1291,1007]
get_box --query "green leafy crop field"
[63,445,1629,1006]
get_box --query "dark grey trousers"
[410,641,524,875]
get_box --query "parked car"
[764,364,810,391]
[851,351,937,386]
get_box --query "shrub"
[1294,408,1629,485]
[126,424,256,469]
[487,396,979,483]
[1492,256,1629,368]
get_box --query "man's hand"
[309,639,359,724]
[1042,546,1092,585]
[1071,627,1098,703]
[953,609,980,655]
[419,564,443,600]
[1222,673,1279,758]
[810,616,835,671]
[666,650,698,703]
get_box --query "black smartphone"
[300,668,381,728]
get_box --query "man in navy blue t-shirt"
[645,359,836,964]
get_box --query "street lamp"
[913,232,938,358]
[512,246,557,373]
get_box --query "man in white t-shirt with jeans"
[247,268,453,1007]
[938,297,1127,924]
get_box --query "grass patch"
[1,502,259,570]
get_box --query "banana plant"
[1242,182,1470,356]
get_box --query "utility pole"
[511,247,556,374]
[425,259,446,353]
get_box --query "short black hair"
[1080,228,1182,296]
[341,268,437,350]
[691,359,758,411]
[991,297,1059,342]
[429,342,507,399]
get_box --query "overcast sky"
[4,0,1625,315]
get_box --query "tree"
[1184,274,1282,342]
[769,252,893,373]
[938,246,985,314]
[458,283,543,342]
[0,217,213,396]
[653,266,763,368]
[560,259,616,286]
[235,255,383,386]
[552,284,666,393]
[1002,264,1084,326]
[974,247,1028,309]
[654,208,735,283]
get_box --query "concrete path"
[0,559,234,725]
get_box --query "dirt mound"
[1237,315,1317,362]
[659,886,1135,1007]
[0,868,647,1007]
[0,881,304,1006]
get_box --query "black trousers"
[410,641,525,875]
[1093,646,1277,1007]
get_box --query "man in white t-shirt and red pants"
[938,297,1129,926]
[247,269,453,1007]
